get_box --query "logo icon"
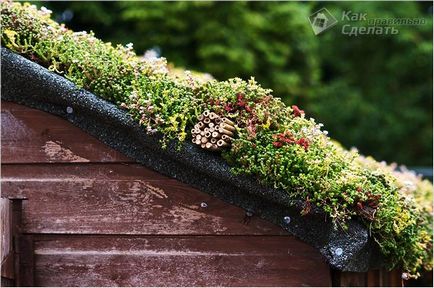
[308,8,338,35]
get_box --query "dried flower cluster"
[1,1,432,278]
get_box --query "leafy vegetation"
[42,1,433,167]
[1,1,432,278]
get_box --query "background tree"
[309,2,433,167]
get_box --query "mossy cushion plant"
[1,1,432,278]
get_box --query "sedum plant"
[1,1,432,278]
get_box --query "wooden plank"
[32,235,331,287]
[338,271,366,287]
[1,101,132,163]
[366,269,380,286]
[2,163,287,236]
[1,199,32,286]
[11,199,24,287]
[16,235,34,287]
[1,198,12,267]
[380,269,401,287]
[0,198,13,280]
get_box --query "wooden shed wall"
[1,101,332,286]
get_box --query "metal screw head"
[66,106,73,114]
[200,202,208,208]
[334,247,343,256]
[283,216,291,224]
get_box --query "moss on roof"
[1,1,432,278]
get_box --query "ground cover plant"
[45,1,434,167]
[1,1,432,278]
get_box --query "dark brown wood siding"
[1,102,332,286]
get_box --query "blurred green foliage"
[310,2,433,168]
[43,1,433,166]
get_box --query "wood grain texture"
[1,102,132,163]
[379,269,401,287]
[33,235,331,287]
[336,271,366,287]
[17,235,34,287]
[1,198,13,279]
[2,163,287,236]
[1,198,11,266]
[1,102,332,286]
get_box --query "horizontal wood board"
[1,102,132,163]
[32,235,330,287]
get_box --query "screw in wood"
[200,202,208,208]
